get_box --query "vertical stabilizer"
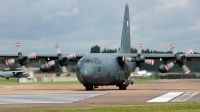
[117,4,131,53]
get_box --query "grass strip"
[14,102,200,112]
[0,77,81,85]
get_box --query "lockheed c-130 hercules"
[1,4,200,90]
[0,71,30,79]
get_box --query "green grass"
[133,77,154,84]
[13,102,200,112]
[0,77,18,85]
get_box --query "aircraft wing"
[0,53,85,61]
[117,53,176,62]
[143,53,200,61]
[141,54,176,61]
[118,53,200,75]
[35,53,86,62]
[118,53,200,61]
[0,54,19,59]
[185,54,200,61]
[0,53,86,75]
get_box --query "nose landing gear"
[119,82,127,90]
[118,79,130,90]
[85,85,95,91]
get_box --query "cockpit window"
[82,59,94,66]
[79,58,97,66]
[77,58,84,66]
[91,60,94,66]
[84,59,90,66]
[86,59,90,63]
[94,58,100,64]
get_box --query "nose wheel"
[85,85,95,91]
[119,85,127,90]
[118,81,127,90]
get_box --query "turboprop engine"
[158,64,171,73]
[158,45,194,74]
[40,64,56,72]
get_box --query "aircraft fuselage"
[0,71,30,79]
[76,53,135,87]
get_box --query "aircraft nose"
[80,67,94,78]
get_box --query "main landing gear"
[85,85,95,91]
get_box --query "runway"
[0,79,200,111]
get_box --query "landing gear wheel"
[86,86,90,91]
[119,85,127,90]
[85,85,94,91]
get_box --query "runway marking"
[171,92,199,102]
[0,93,105,104]
[147,92,184,102]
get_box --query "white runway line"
[171,92,199,102]
[147,92,184,102]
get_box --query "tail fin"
[117,4,131,53]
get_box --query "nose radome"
[80,67,94,78]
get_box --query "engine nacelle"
[158,64,171,73]
[40,64,56,72]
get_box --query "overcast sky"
[0,0,200,55]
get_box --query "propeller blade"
[21,65,28,75]
[122,56,125,62]
[134,67,140,77]
[61,66,68,75]
[6,59,15,66]
[27,53,37,59]
[182,65,190,74]
[46,60,55,67]
[16,43,21,53]
[145,59,154,65]
[137,44,142,54]
[66,53,76,59]
[185,49,194,57]
[170,45,177,54]
[165,62,174,71]
[55,44,61,54]
[123,56,133,62]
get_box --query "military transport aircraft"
[0,71,30,79]
[1,4,200,90]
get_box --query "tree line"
[90,45,173,53]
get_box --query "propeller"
[165,45,194,74]
[5,43,37,74]
[123,44,154,77]
[46,44,76,75]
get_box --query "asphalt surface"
[0,79,200,111]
